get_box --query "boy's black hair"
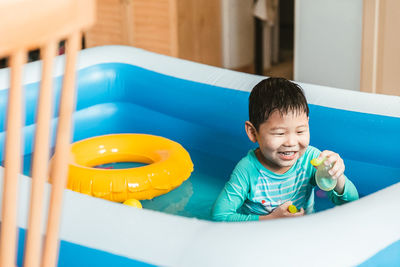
[249,77,309,131]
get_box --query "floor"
[232,49,294,81]
[264,52,293,80]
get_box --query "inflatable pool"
[0,46,399,266]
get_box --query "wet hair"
[248,77,309,131]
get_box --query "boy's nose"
[284,134,297,147]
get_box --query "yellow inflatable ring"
[64,134,193,202]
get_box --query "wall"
[294,0,363,91]
[377,0,400,95]
[84,0,222,67]
[176,0,222,66]
[221,0,254,69]
[361,0,400,96]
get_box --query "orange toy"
[55,134,194,202]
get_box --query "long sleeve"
[327,176,359,204]
[211,172,259,222]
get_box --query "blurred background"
[2,0,399,96]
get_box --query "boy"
[211,78,359,222]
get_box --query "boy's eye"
[273,132,285,136]
[297,131,304,134]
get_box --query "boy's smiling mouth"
[278,151,298,160]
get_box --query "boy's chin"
[276,157,298,168]
[278,161,296,168]
[277,153,299,163]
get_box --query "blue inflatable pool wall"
[1,63,398,195]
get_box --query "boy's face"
[245,110,310,174]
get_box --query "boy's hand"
[316,150,346,194]
[259,201,304,220]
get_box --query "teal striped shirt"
[211,146,359,222]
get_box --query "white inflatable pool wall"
[0,46,399,266]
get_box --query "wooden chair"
[0,1,95,266]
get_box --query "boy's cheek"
[300,136,310,148]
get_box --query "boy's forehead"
[270,108,308,118]
[263,109,309,126]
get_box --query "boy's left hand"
[315,150,346,194]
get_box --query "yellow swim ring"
[60,134,193,202]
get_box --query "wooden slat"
[41,32,81,267]
[0,50,26,267]
[24,41,57,267]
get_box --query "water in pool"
[15,147,367,221]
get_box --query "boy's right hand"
[259,201,304,220]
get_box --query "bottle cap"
[311,157,324,167]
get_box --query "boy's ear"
[245,121,258,143]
